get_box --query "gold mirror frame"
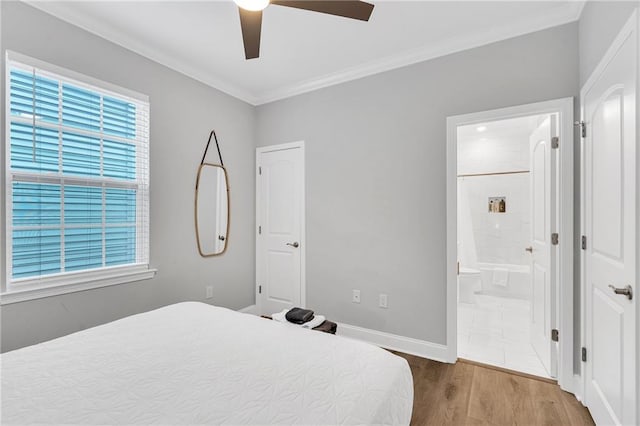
[195,131,230,257]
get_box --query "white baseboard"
[237,306,450,363]
[573,374,585,405]
[337,322,451,363]
[238,304,258,315]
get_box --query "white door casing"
[582,11,637,426]
[529,115,558,378]
[446,97,574,392]
[256,142,305,315]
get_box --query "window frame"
[2,51,155,305]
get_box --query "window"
[3,52,154,303]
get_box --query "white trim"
[255,141,306,315]
[23,1,583,106]
[0,0,4,298]
[578,88,588,410]
[446,97,575,393]
[573,1,588,22]
[337,322,450,363]
[238,304,259,315]
[255,149,261,314]
[573,374,586,405]
[257,3,585,105]
[3,48,10,295]
[0,266,156,305]
[257,141,305,153]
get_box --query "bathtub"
[477,262,531,300]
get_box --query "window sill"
[1,267,157,305]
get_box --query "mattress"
[1,302,413,425]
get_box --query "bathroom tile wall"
[460,174,530,265]
[458,133,531,267]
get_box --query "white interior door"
[256,144,305,315]
[529,115,557,378]
[583,13,637,426]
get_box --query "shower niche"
[488,196,506,213]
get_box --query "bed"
[1,302,413,425]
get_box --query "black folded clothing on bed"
[313,320,337,334]
[285,307,314,324]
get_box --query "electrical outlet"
[379,294,388,308]
[206,286,213,299]
[352,289,361,303]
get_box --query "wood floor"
[392,352,594,426]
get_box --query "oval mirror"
[195,163,229,256]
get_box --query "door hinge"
[581,347,587,362]
[258,285,262,294]
[551,233,559,245]
[575,121,586,138]
[551,136,559,149]
[258,166,262,175]
[551,329,559,342]
[581,235,587,250]
[258,225,262,235]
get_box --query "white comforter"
[1,302,413,425]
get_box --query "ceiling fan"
[233,0,375,59]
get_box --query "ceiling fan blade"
[239,8,263,59]
[270,0,374,21]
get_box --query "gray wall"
[5,0,631,355]
[0,2,256,352]
[579,1,639,86]
[256,23,579,344]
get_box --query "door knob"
[525,246,533,253]
[286,242,299,248]
[608,284,633,300]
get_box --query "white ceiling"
[26,1,584,105]
[457,114,546,143]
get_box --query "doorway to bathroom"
[446,98,575,392]
[457,113,555,378]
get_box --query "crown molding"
[22,1,260,105]
[572,0,587,21]
[22,1,582,107]
[254,2,582,105]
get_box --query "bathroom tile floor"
[457,294,551,379]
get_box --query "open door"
[528,115,557,378]
[583,12,637,425]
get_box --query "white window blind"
[4,52,151,298]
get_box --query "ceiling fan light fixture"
[234,0,270,11]
[235,0,375,59]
